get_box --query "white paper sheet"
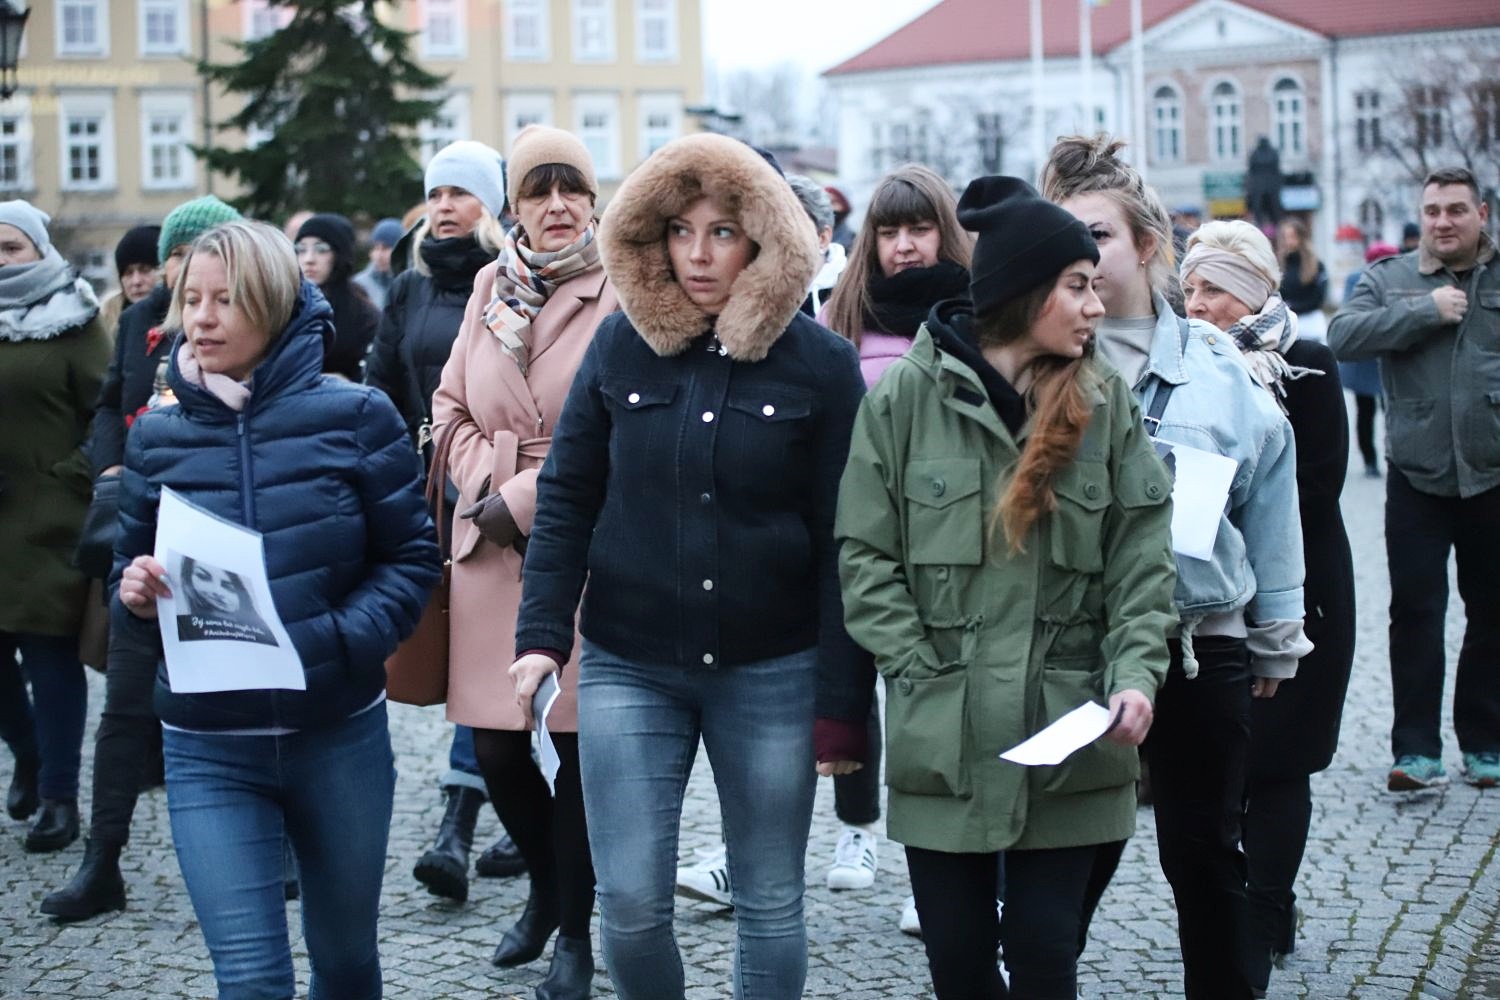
[1157,441,1238,561]
[532,673,562,795]
[999,702,1115,766]
[153,487,306,693]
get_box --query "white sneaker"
[675,846,732,908]
[899,895,921,937]
[827,826,879,890]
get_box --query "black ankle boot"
[414,785,484,903]
[40,838,126,921]
[491,889,560,967]
[475,833,527,878]
[7,751,39,820]
[25,798,80,853]
[536,934,594,1000]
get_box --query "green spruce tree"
[195,0,448,222]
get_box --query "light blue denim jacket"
[1107,296,1308,678]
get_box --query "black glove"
[460,492,521,548]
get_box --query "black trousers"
[1386,470,1500,758]
[473,728,595,939]
[88,630,162,846]
[907,842,1105,1000]
[1242,772,1311,992]
[1145,635,1254,1000]
[1354,394,1380,470]
[831,698,882,825]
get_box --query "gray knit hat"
[0,200,52,255]
[159,195,242,261]
[424,140,506,217]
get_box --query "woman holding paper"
[429,125,617,997]
[836,175,1177,999]
[113,219,439,999]
[1181,220,1353,995]
[1042,135,1310,1000]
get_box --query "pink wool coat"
[432,258,618,732]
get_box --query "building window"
[1412,86,1447,151]
[1151,85,1182,165]
[140,0,187,55]
[1210,81,1242,163]
[1474,84,1500,150]
[0,97,33,191]
[636,0,677,62]
[140,93,194,190]
[1358,197,1384,243]
[1272,78,1305,158]
[637,93,681,160]
[245,0,291,40]
[888,122,911,165]
[574,93,621,178]
[573,0,616,62]
[1355,90,1381,153]
[506,0,550,60]
[976,112,1004,174]
[59,0,108,56]
[59,94,115,191]
[505,94,556,150]
[420,92,471,163]
[422,0,465,59]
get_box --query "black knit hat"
[295,213,356,266]
[958,176,1099,316]
[114,225,161,278]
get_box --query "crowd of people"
[0,115,1494,999]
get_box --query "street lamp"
[0,3,28,101]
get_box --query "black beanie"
[114,224,161,278]
[295,213,357,267]
[958,176,1099,316]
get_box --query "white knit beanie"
[424,140,507,217]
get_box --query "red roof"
[824,0,1500,76]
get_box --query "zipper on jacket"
[237,413,257,525]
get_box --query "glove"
[460,492,521,548]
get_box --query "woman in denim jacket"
[1042,135,1311,1000]
[508,134,870,1000]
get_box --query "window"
[58,0,108,56]
[976,112,1004,174]
[420,92,471,163]
[637,93,681,160]
[245,0,291,40]
[1474,84,1500,150]
[1358,197,1384,243]
[1151,85,1183,165]
[1355,90,1382,153]
[888,123,911,165]
[573,0,616,62]
[574,93,621,178]
[1413,86,1447,151]
[636,0,677,62]
[422,0,465,59]
[1210,81,1242,163]
[59,93,115,191]
[140,0,187,55]
[1272,78,1305,158]
[140,93,194,190]
[0,96,33,191]
[507,0,550,60]
[505,93,555,144]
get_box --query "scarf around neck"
[176,339,252,412]
[0,247,100,342]
[1226,294,1320,408]
[420,234,496,292]
[483,224,600,376]
[863,261,970,338]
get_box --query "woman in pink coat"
[431,125,617,1000]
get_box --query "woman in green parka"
[836,177,1177,999]
[0,200,109,853]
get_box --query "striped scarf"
[1226,294,1320,409]
[484,224,600,375]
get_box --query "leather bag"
[385,422,453,706]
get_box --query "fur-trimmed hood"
[600,133,819,362]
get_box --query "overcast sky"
[703,0,941,73]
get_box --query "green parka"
[836,314,1177,854]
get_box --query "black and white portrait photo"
[172,553,278,646]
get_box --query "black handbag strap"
[1143,314,1191,437]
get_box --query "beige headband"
[1180,244,1275,312]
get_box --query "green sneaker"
[1388,755,1448,791]
[1463,752,1500,788]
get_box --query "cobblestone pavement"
[3,424,1498,998]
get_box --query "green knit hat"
[158,195,242,262]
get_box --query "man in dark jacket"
[1329,165,1500,791]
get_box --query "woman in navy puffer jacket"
[113,220,439,1000]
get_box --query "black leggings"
[472,728,595,939]
[1354,394,1379,470]
[1242,773,1312,992]
[88,629,163,846]
[831,698,882,825]
[907,843,1106,1000]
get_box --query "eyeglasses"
[294,240,333,257]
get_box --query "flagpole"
[1031,0,1044,182]
[1131,0,1147,180]
[1080,0,1093,134]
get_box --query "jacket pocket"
[1385,398,1442,475]
[1049,465,1110,572]
[724,387,814,470]
[902,458,983,565]
[1036,655,1139,795]
[600,378,678,412]
[884,666,971,798]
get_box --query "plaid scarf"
[1226,294,1320,409]
[484,224,600,375]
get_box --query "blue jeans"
[0,632,87,800]
[577,640,817,1000]
[163,702,396,1000]
[442,723,487,794]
